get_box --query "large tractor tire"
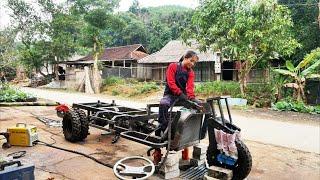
[62,110,82,142]
[207,140,252,180]
[75,109,89,141]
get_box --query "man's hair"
[179,50,198,62]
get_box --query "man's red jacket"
[166,63,195,99]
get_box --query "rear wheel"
[62,110,82,142]
[75,109,89,141]
[207,140,252,180]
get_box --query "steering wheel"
[113,156,155,180]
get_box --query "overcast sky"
[0,0,199,29]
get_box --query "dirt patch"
[247,141,320,180]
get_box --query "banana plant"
[274,48,320,101]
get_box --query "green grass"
[111,89,120,96]
[195,81,241,97]
[137,82,159,94]
[102,76,125,86]
[195,81,275,107]
[129,82,160,97]
[102,77,160,97]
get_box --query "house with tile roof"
[67,44,148,67]
[65,44,149,79]
[137,40,221,82]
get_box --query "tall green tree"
[128,0,140,15]
[274,48,320,101]
[111,5,194,53]
[128,0,150,23]
[6,0,79,78]
[68,0,121,93]
[7,0,42,44]
[154,8,193,41]
[184,0,300,95]
[147,20,172,53]
[146,6,194,52]
[6,0,45,75]
[0,29,17,77]
[109,13,148,47]
[38,0,80,78]
[278,0,320,63]
[17,41,53,75]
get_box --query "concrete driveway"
[1,106,319,180]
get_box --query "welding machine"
[7,123,38,147]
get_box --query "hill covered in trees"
[108,4,194,53]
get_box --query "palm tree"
[274,48,320,101]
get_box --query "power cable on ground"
[34,140,114,169]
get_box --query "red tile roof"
[77,44,148,62]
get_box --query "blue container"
[217,153,237,166]
[221,98,247,106]
[0,161,34,180]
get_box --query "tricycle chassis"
[59,97,252,180]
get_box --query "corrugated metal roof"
[75,44,148,62]
[138,40,218,64]
[66,54,86,61]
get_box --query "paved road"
[21,87,320,153]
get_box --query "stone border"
[0,100,58,107]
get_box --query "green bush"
[111,89,120,96]
[196,81,275,107]
[103,76,125,86]
[0,83,36,102]
[126,78,139,84]
[138,82,159,94]
[128,82,160,96]
[195,81,241,97]
[0,66,16,81]
[245,83,274,107]
[273,99,320,114]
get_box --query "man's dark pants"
[156,94,178,136]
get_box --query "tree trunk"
[275,87,281,103]
[37,68,46,77]
[92,39,101,94]
[84,66,94,94]
[296,80,302,101]
[45,61,49,75]
[238,61,249,97]
[16,65,26,80]
[54,56,59,80]
[239,76,245,96]
[300,81,306,102]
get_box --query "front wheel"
[207,140,252,180]
[62,110,82,142]
[75,109,89,141]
